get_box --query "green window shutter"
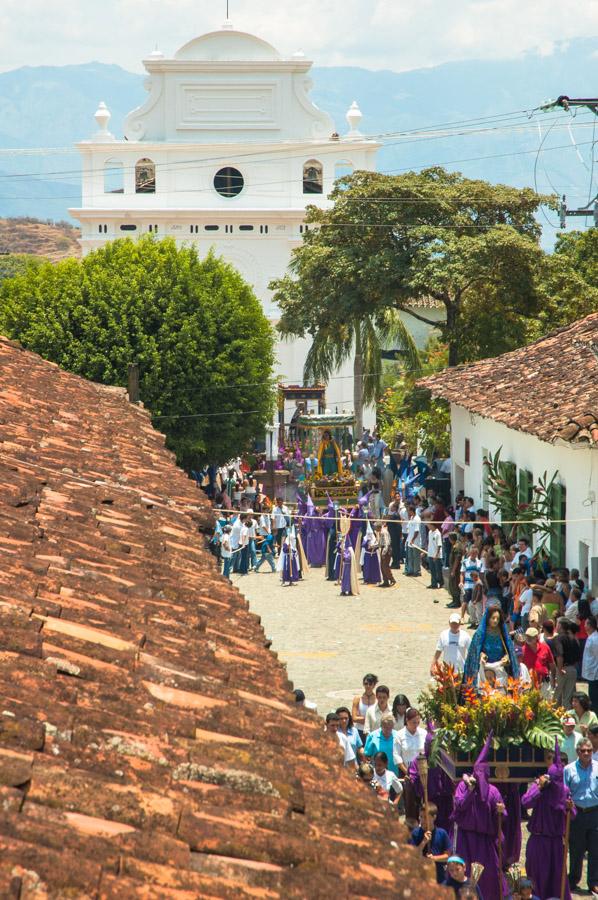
[519,469,533,506]
[498,461,517,524]
[549,483,567,568]
[482,448,489,507]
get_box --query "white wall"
[450,403,598,578]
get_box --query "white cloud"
[0,0,597,73]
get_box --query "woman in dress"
[462,607,519,692]
[316,429,342,477]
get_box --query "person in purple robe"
[339,535,359,596]
[495,780,522,868]
[303,494,328,567]
[277,530,300,586]
[348,491,370,553]
[362,521,382,584]
[521,739,575,900]
[296,493,308,548]
[324,494,338,580]
[409,723,454,834]
[452,733,508,900]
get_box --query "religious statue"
[315,429,342,478]
[462,607,520,690]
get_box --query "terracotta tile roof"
[0,338,438,898]
[418,312,598,446]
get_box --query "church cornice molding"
[76,139,381,151]
[142,59,313,74]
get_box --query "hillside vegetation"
[0,217,80,261]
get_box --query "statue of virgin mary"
[461,607,519,693]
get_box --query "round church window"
[214,167,244,198]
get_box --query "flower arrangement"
[419,665,565,756]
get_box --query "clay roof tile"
[419,312,598,445]
[0,339,438,897]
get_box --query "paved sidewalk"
[233,565,451,716]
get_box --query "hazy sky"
[1,0,597,73]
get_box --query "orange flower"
[525,708,534,721]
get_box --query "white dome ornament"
[345,100,363,138]
[94,101,115,142]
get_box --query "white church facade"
[70,21,380,420]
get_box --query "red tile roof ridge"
[418,312,598,445]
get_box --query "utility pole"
[541,95,598,228]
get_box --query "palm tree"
[303,309,422,436]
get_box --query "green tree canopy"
[0,253,44,285]
[272,167,552,366]
[0,236,275,467]
[529,228,598,341]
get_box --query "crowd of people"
[207,441,597,898]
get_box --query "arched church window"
[334,160,354,188]
[135,158,156,194]
[214,167,244,198]
[104,159,124,194]
[303,160,323,194]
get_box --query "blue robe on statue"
[462,608,519,691]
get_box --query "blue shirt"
[364,730,400,775]
[564,758,598,807]
[409,826,450,883]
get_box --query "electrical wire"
[0,133,595,205]
[0,110,594,188]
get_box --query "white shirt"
[427,528,442,558]
[372,769,403,796]
[364,703,392,735]
[520,587,534,616]
[257,514,271,536]
[230,517,242,550]
[399,504,409,535]
[336,731,356,766]
[272,505,289,529]
[394,726,427,768]
[436,628,471,672]
[406,515,421,548]
[583,631,598,682]
[220,535,232,559]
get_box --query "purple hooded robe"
[452,734,508,900]
[362,527,382,584]
[495,780,522,867]
[339,536,357,595]
[304,494,328,567]
[409,723,454,834]
[521,740,575,900]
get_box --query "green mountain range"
[0,37,596,245]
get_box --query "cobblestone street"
[234,565,450,715]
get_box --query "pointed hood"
[547,737,563,782]
[326,492,335,518]
[473,732,493,802]
[546,737,568,812]
[306,493,316,520]
[424,721,436,759]
[296,492,307,517]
